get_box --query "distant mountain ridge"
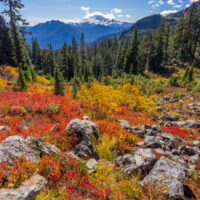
[26,15,132,48]
[97,1,200,42]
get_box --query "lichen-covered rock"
[0,175,47,200]
[117,120,132,131]
[141,156,187,198]
[115,148,157,175]
[66,118,100,159]
[0,136,59,164]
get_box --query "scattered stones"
[141,156,187,198]
[66,118,100,159]
[0,136,59,164]
[0,175,47,200]
[163,96,171,101]
[165,115,179,122]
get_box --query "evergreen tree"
[59,42,69,80]
[151,19,165,71]
[18,67,28,90]
[80,33,87,73]
[72,37,79,77]
[0,15,14,65]
[124,27,139,74]
[54,66,65,96]
[31,38,41,69]
[1,0,28,67]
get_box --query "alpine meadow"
[0,0,200,199]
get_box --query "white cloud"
[148,0,165,8]
[173,4,182,8]
[148,0,156,4]
[126,14,131,18]
[152,3,160,8]
[112,8,122,13]
[167,0,175,5]
[160,10,177,16]
[189,0,199,2]
[118,14,124,17]
[81,7,90,12]
[186,4,190,7]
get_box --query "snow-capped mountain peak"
[83,14,123,26]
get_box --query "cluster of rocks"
[0,135,60,199]
[153,114,200,128]
[0,175,47,200]
[156,95,200,123]
[0,116,199,199]
[0,135,60,164]
[116,120,200,198]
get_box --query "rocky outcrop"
[66,118,100,159]
[115,148,157,175]
[0,175,47,200]
[141,156,187,198]
[0,136,59,164]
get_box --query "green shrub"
[169,75,178,86]
[154,81,164,93]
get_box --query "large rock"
[165,115,179,122]
[141,156,186,198]
[185,120,197,128]
[66,118,100,159]
[0,136,59,164]
[117,120,132,131]
[0,175,47,200]
[144,133,178,152]
[115,148,157,175]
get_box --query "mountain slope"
[97,1,200,42]
[26,15,132,48]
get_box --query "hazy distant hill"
[96,1,200,42]
[26,15,132,48]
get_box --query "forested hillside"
[0,0,200,199]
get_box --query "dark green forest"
[0,0,200,92]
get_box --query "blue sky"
[0,0,198,25]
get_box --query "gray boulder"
[115,148,157,175]
[0,136,59,164]
[141,156,187,198]
[0,175,47,200]
[144,133,178,152]
[66,118,100,159]
[165,115,179,122]
[185,120,197,128]
[117,120,132,131]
